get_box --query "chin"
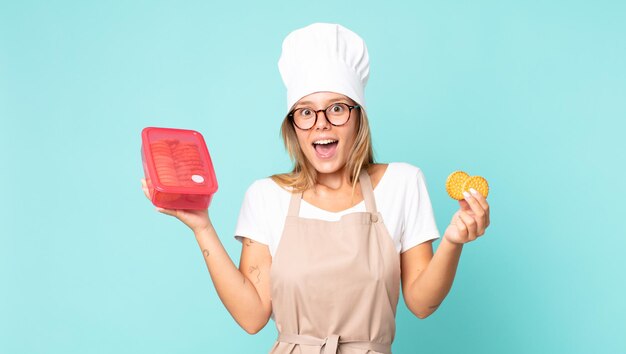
[309,158,347,175]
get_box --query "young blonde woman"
[141,23,491,354]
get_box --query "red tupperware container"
[141,127,218,210]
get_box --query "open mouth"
[312,139,339,159]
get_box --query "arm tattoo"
[202,249,210,258]
[245,239,255,247]
[248,265,261,284]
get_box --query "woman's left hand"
[443,188,491,245]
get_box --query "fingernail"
[463,191,472,200]
[470,188,478,195]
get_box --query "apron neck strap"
[358,168,378,214]
[287,189,303,217]
[286,167,378,217]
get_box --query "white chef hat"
[278,23,370,113]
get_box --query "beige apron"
[269,170,401,354]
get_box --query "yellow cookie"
[445,171,470,200]
[462,175,489,199]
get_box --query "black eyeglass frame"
[287,103,361,130]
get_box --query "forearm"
[194,225,268,332]
[408,237,463,318]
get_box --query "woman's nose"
[313,111,331,130]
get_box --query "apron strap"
[287,189,303,217]
[358,168,378,214]
[277,333,391,354]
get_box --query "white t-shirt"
[234,162,441,257]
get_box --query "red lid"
[141,127,218,197]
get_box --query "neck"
[314,165,352,193]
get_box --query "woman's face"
[291,91,359,175]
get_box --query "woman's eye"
[301,109,312,116]
[331,104,344,113]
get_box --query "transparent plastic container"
[141,127,218,210]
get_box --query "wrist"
[441,234,464,251]
[193,224,215,238]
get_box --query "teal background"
[1,0,624,353]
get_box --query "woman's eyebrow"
[295,97,349,107]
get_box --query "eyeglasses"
[287,102,360,130]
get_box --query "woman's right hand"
[141,178,213,234]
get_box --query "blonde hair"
[270,107,375,197]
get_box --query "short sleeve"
[234,181,270,246]
[401,168,441,253]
